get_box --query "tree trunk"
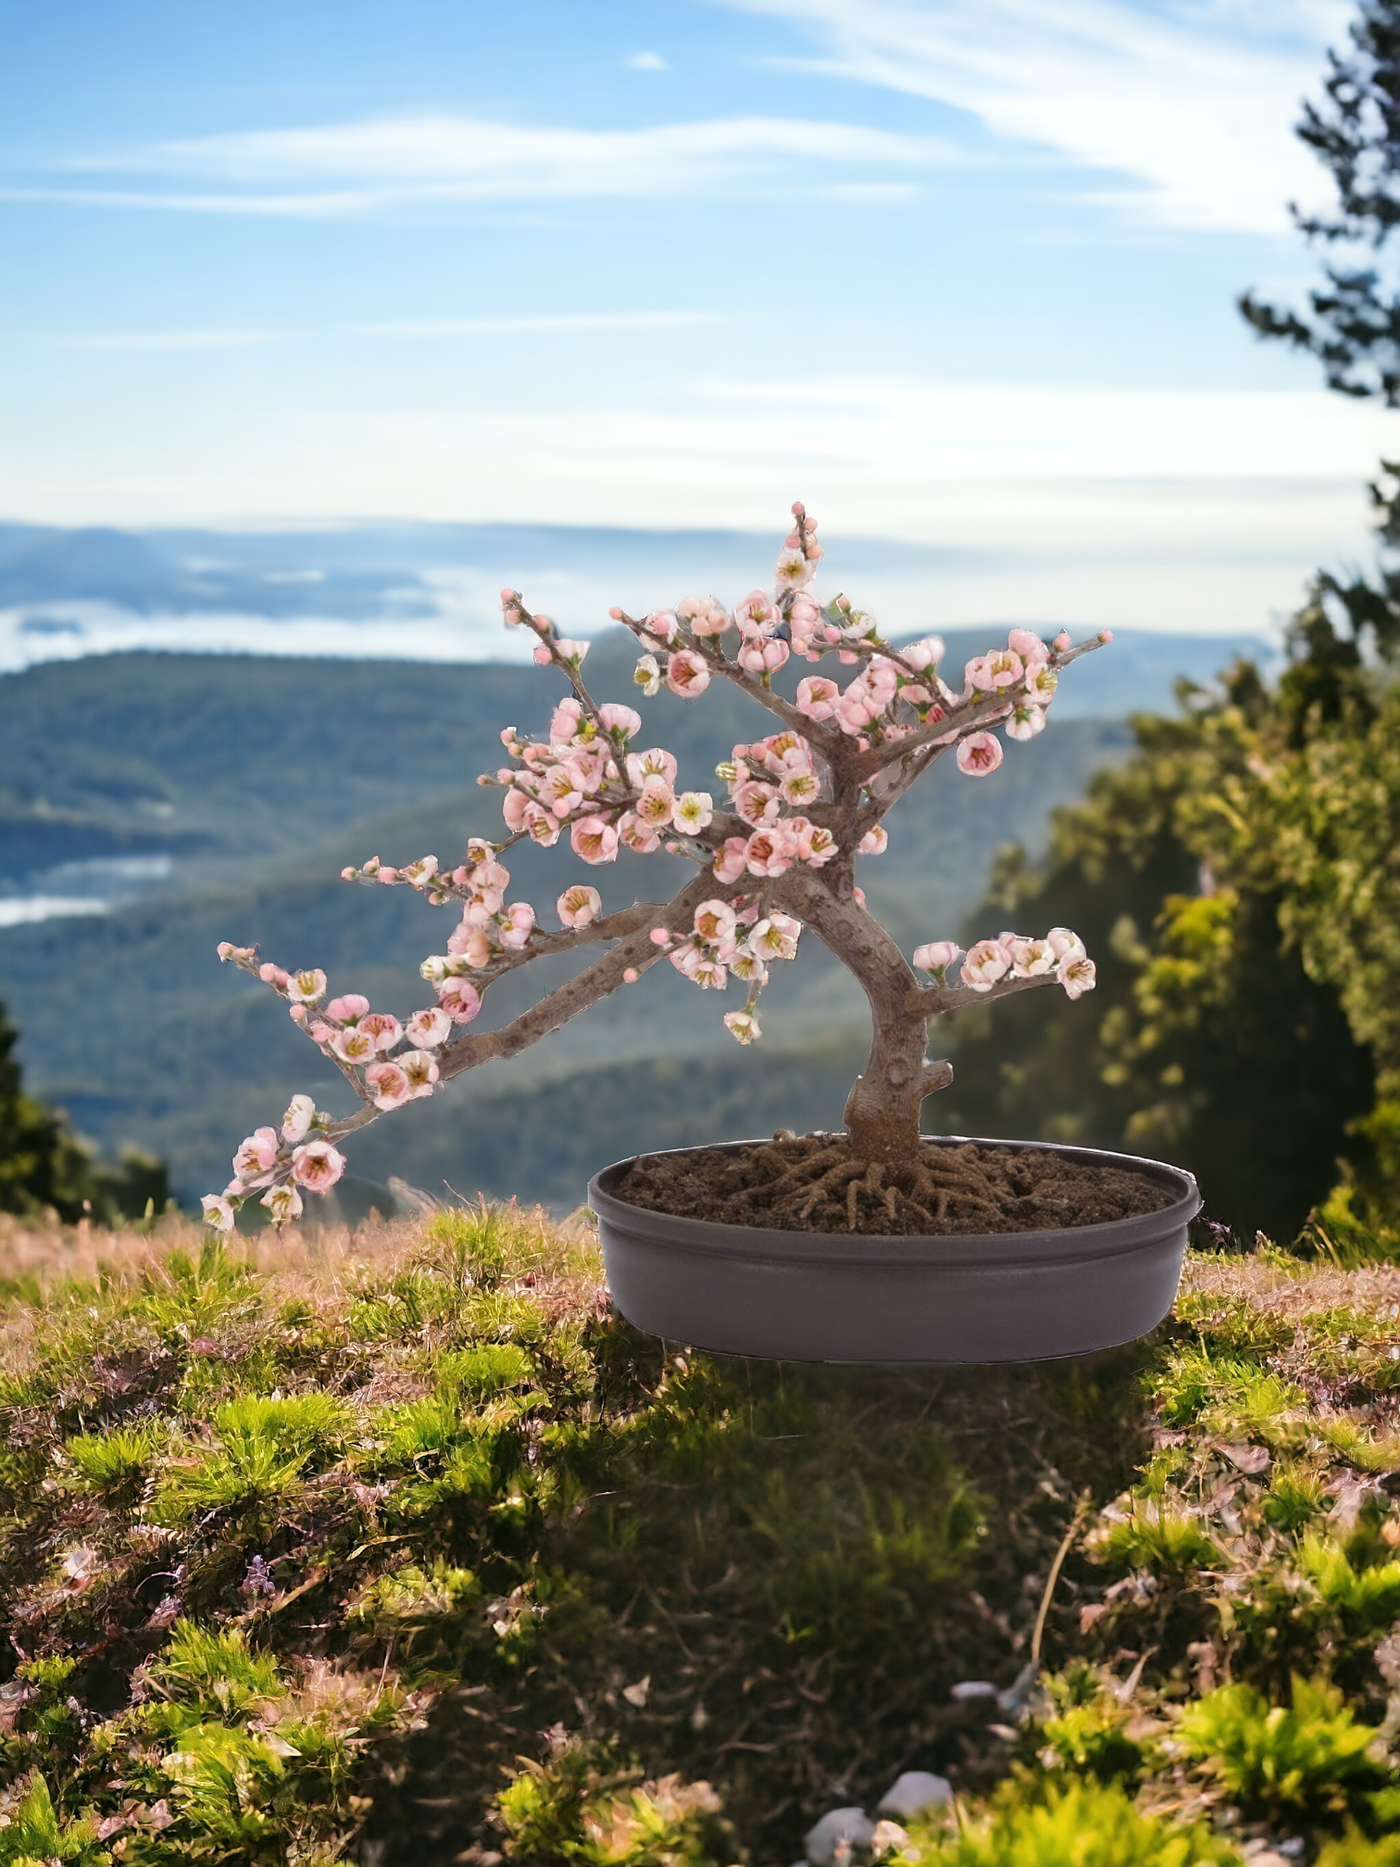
[779,869,949,1166]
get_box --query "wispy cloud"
[12,110,962,216]
[16,312,721,347]
[710,0,1350,232]
[625,51,669,71]
[351,311,722,338]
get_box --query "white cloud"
[2,373,1388,634]
[350,311,721,338]
[710,0,1352,231]
[19,110,961,215]
[625,51,669,70]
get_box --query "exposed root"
[616,1134,1173,1238]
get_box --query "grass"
[0,1210,1397,1865]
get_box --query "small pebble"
[804,1807,875,1866]
[878,1772,952,1820]
[949,1680,998,1701]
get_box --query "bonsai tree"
[205,506,1107,1231]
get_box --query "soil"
[613,1132,1174,1236]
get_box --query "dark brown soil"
[613,1132,1173,1236]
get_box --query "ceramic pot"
[588,1135,1200,1364]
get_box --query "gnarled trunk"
[780,868,950,1166]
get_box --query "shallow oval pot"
[589,1135,1200,1364]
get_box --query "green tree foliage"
[1240,2,1400,402]
[0,998,167,1224]
[943,545,1400,1246]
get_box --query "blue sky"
[2,0,1396,635]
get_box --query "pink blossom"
[500,903,536,949]
[554,638,589,664]
[668,941,702,979]
[633,654,662,696]
[858,825,888,856]
[626,747,679,786]
[1009,937,1055,977]
[795,675,840,716]
[282,1093,316,1143]
[557,884,602,929]
[289,1004,308,1025]
[956,732,1004,777]
[634,778,675,828]
[913,941,961,974]
[550,697,585,744]
[694,899,738,944]
[618,811,662,854]
[723,1009,762,1044]
[1026,663,1058,704]
[1047,926,1086,962]
[523,803,563,847]
[713,837,749,882]
[747,913,801,961]
[597,702,642,740]
[642,608,679,643]
[690,957,727,989]
[360,1011,403,1050]
[217,942,255,964]
[365,1060,412,1110]
[678,593,730,637]
[292,1139,346,1192]
[1007,628,1047,663]
[437,978,484,1023]
[333,1026,379,1066]
[774,544,815,591]
[502,786,532,831]
[901,636,945,673]
[259,962,290,989]
[1054,629,1073,652]
[743,828,793,877]
[737,636,790,674]
[734,589,780,635]
[406,1006,453,1048]
[400,856,439,888]
[733,780,780,827]
[1005,705,1047,742]
[672,791,714,833]
[399,1049,441,1098]
[540,765,584,816]
[261,1183,304,1225]
[447,922,493,967]
[1060,955,1097,999]
[202,1194,237,1233]
[788,818,837,866]
[960,939,1011,991]
[665,649,711,698]
[571,816,620,865]
[779,767,821,807]
[233,1126,280,1185]
[327,993,370,1024]
[728,953,769,986]
[623,967,639,983]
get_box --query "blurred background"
[3,0,1399,1250]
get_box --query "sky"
[2,0,1398,638]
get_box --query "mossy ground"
[0,1208,1396,1866]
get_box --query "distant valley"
[0,620,1269,1211]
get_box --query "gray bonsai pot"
[588,1135,1200,1364]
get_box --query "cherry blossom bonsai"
[204,504,1114,1238]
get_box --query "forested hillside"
[0,629,1235,1208]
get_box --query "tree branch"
[906,969,1067,1019]
[843,631,1112,786]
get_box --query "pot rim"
[589,1133,1201,1269]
